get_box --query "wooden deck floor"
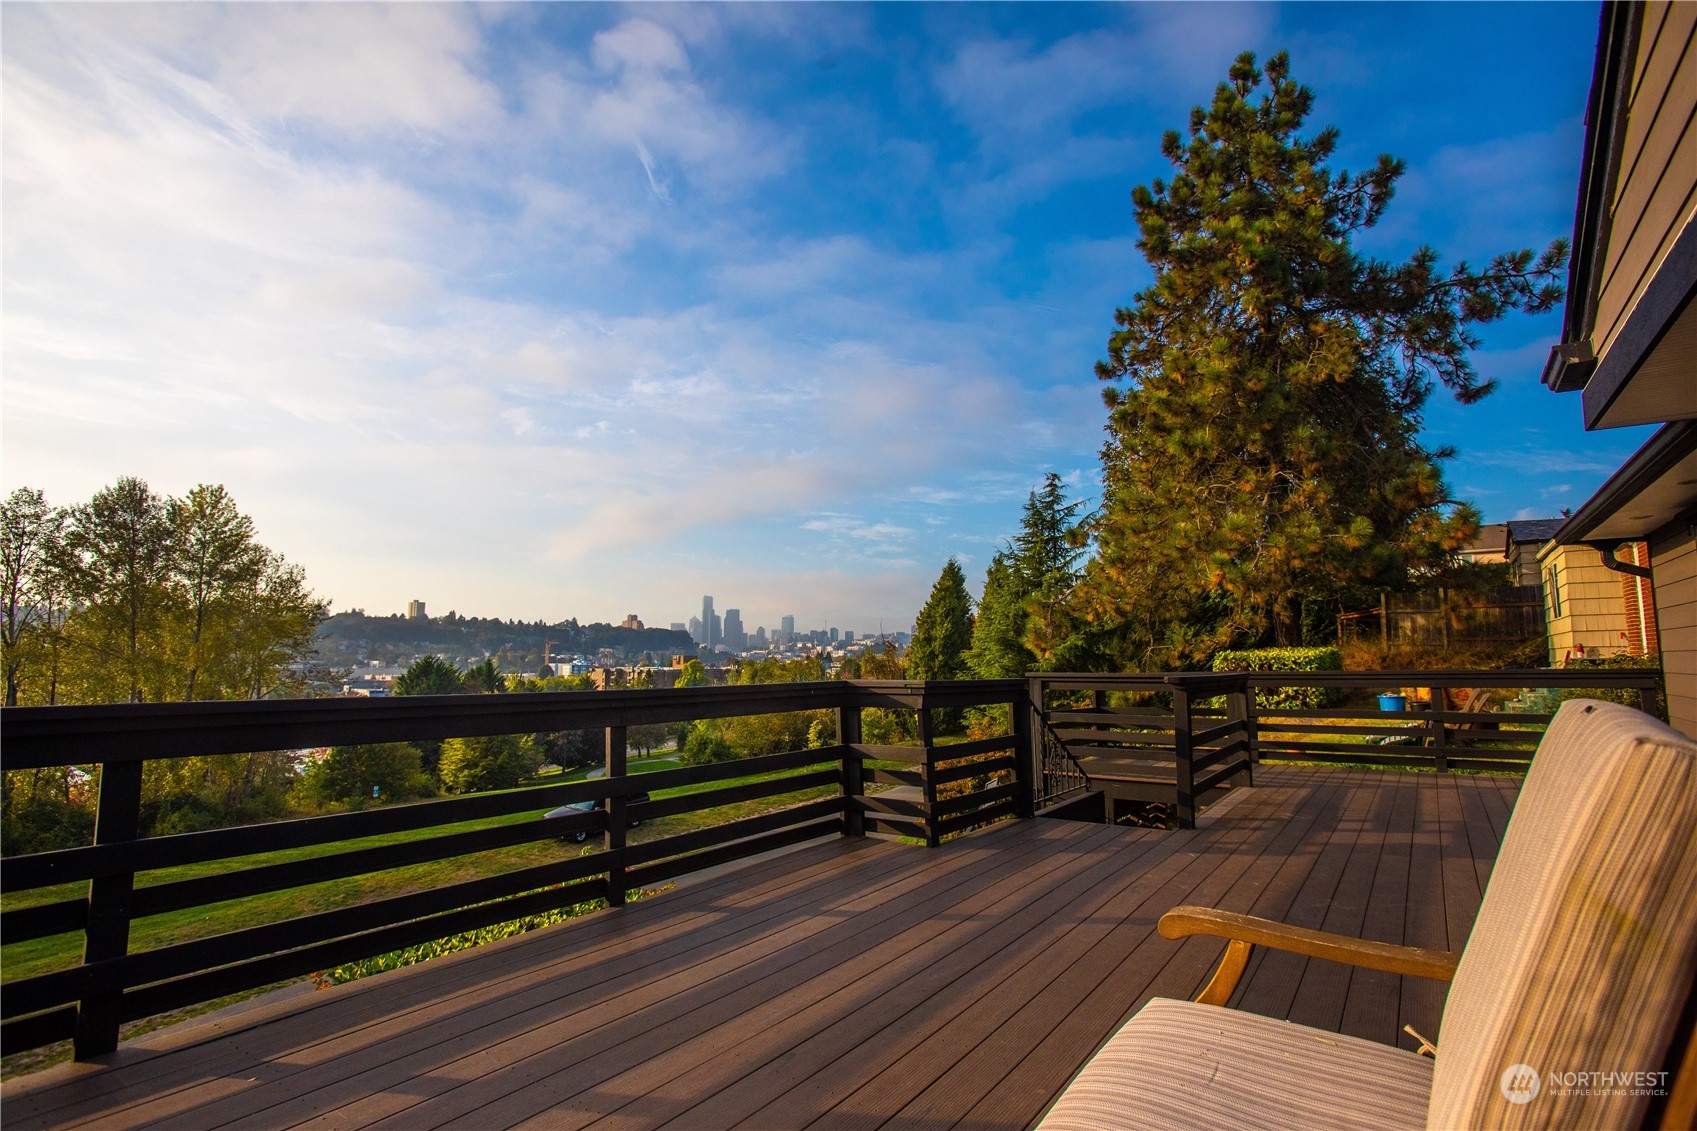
[3,766,1519,1131]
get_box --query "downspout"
[1590,540,1652,580]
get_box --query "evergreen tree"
[968,552,1030,679]
[392,654,464,696]
[907,559,973,681]
[462,657,505,693]
[1084,51,1566,663]
[968,474,1087,677]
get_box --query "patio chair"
[1037,699,1697,1130]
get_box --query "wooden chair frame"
[1158,905,1697,1130]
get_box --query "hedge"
[1210,647,1343,710]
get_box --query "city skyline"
[2,4,1651,628]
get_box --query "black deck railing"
[0,666,1663,1062]
[0,679,1028,1060]
[1032,668,1663,828]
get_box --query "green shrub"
[1211,647,1343,710]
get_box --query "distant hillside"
[318,611,694,669]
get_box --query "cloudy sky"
[1,2,1650,634]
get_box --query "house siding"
[1538,543,1642,664]
[1651,522,1696,738]
[1594,0,1697,359]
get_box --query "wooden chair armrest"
[1159,905,1460,1006]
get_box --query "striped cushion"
[1036,997,1432,1131]
[1428,699,1697,1130]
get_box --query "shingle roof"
[1505,518,1566,547]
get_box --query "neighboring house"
[1536,539,1660,663]
[1504,518,1568,588]
[1505,518,1657,663]
[1456,523,1509,567]
[1541,1,1696,735]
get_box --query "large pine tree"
[1084,51,1566,663]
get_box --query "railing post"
[837,700,864,837]
[1011,693,1035,818]
[1227,676,1254,787]
[1428,687,1448,772]
[1029,676,1047,803]
[74,758,144,1060]
[604,725,627,906]
[1639,677,1663,721]
[916,697,939,847]
[1172,681,1196,830]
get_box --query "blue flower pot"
[1378,694,1408,712]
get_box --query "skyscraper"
[702,596,716,649]
[780,614,796,643]
[724,608,745,652]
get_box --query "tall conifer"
[1085,51,1566,662]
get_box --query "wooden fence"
[0,679,1027,1060]
[1032,667,1663,826]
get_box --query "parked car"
[543,793,651,843]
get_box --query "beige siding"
[1594,0,1697,357]
[1651,526,1696,739]
[1539,544,1635,663]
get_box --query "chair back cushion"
[1428,699,1697,1129]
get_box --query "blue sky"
[1,2,1649,634]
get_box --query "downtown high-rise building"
[780,614,796,644]
[723,608,746,652]
[701,596,717,649]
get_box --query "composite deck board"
[949,769,1359,1131]
[3,767,1519,1131]
[1338,765,1420,1050]
[1287,773,1399,1034]
[29,838,899,1130]
[232,821,1089,1131]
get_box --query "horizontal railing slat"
[1190,721,1246,746]
[930,734,1017,760]
[2,778,620,892]
[2,898,87,946]
[625,819,841,890]
[0,1007,77,1058]
[620,798,842,869]
[114,877,610,1027]
[634,768,841,822]
[932,783,1019,820]
[850,744,928,763]
[929,755,1016,787]
[862,815,927,839]
[863,767,923,788]
[934,799,1017,838]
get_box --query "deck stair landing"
[1,765,1517,1131]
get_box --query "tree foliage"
[296,743,433,808]
[438,734,542,794]
[1082,51,1566,664]
[969,474,1088,678]
[906,560,973,681]
[391,654,464,697]
[0,478,324,705]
